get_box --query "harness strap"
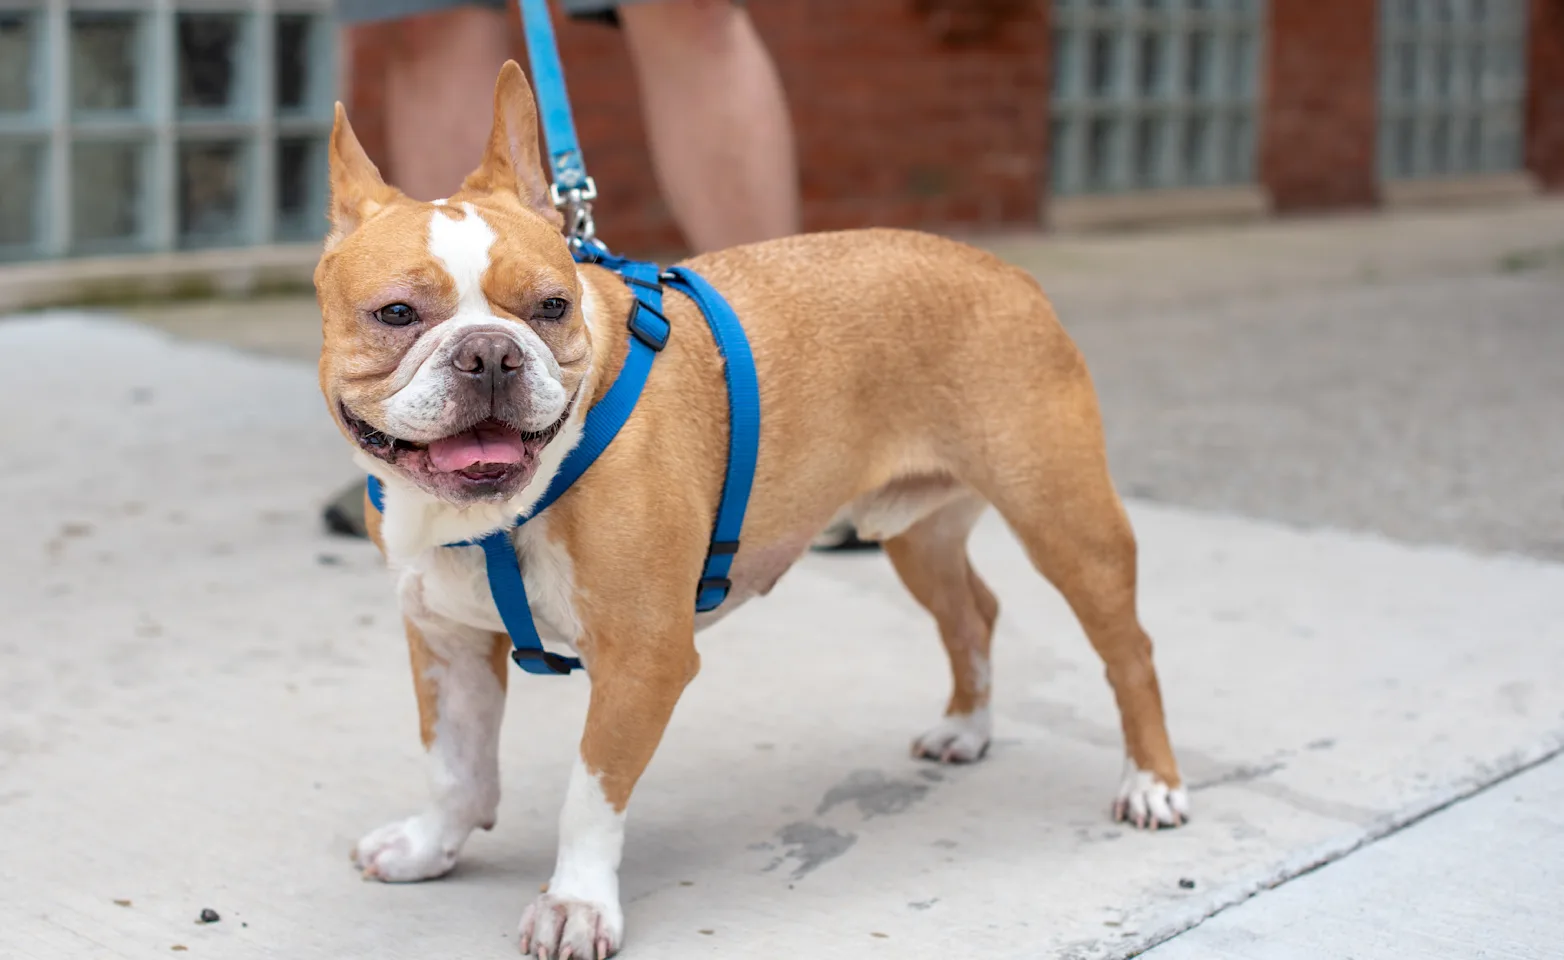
[663,267,761,613]
[479,532,582,675]
[523,258,668,522]
[367,476,582,675]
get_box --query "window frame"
[1050,0,1267,198]
[0,0,335,262]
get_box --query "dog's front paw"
[519,892,623,960]
[352,814,462,882]
[1112,762,1189,830]
[911,709,992,764]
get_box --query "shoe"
[810,519,881,552]
[323,479,370,539]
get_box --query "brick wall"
[756,0,1048,236]
[340,25,395,188]
[1259,0,1380,212]
[346,0,1563,237]
[346,0,1049,256]
[1527,0,1564,189]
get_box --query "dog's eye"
[374,303,419,327]
[534,298,568,322]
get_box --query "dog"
[315,62,1186,959]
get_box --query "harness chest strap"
[662,265,760,613]
[366,255,758,676]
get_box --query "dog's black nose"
[451,332,523,378]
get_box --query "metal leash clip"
[550,177,599,254]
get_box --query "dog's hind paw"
[911,709,992,764]
[1112,762,1189,830]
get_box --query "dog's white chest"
[397,520,583,650]
[403,545,504,633]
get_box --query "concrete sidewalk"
[3,201,1562,958]
[1143,752,1564,960]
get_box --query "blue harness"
[366,0,759,676]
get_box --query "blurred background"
[0,0,333,266]
[0,0,1557,284]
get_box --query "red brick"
[1260,0,1380,212]
[341,23,396,179]
[1527,0,1564,189]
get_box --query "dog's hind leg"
[973,370,1187,829]
[884,495,1000,764]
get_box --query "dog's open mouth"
[342,406,567,488]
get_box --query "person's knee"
[619,0,743,54]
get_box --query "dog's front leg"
[353,615,509,882]
[520,633,698,960]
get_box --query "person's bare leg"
[385,6,513,201]
[618,0,799,252]
[619,1,866,551]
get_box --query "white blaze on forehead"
[428,202,497,316]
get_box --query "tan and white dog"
[316,62,1186,958]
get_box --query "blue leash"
[520,0,598,248]
[368,0,759,676]
[520,0,588,195]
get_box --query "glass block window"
[1379,0,1530,180]
[0,0,334,262]
[1051,0,1266,197]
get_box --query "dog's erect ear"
[326,103,399,247]
[461,61,564,228]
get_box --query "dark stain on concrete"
[816,769,931,819]
[763,822,857,879]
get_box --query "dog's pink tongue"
[427,422,526,472]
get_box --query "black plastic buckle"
[511,647,577,675]
[697,576,732,597]
[695,542,738,612]
[695,578,731,612]
[621,274,662,292]
[627,300,670,352]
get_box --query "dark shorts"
[337,0,673,26]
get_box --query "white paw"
[911,709,992,764]
[519,892,623,960]
[1112,762,1189,830]
[352,814,462,882]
